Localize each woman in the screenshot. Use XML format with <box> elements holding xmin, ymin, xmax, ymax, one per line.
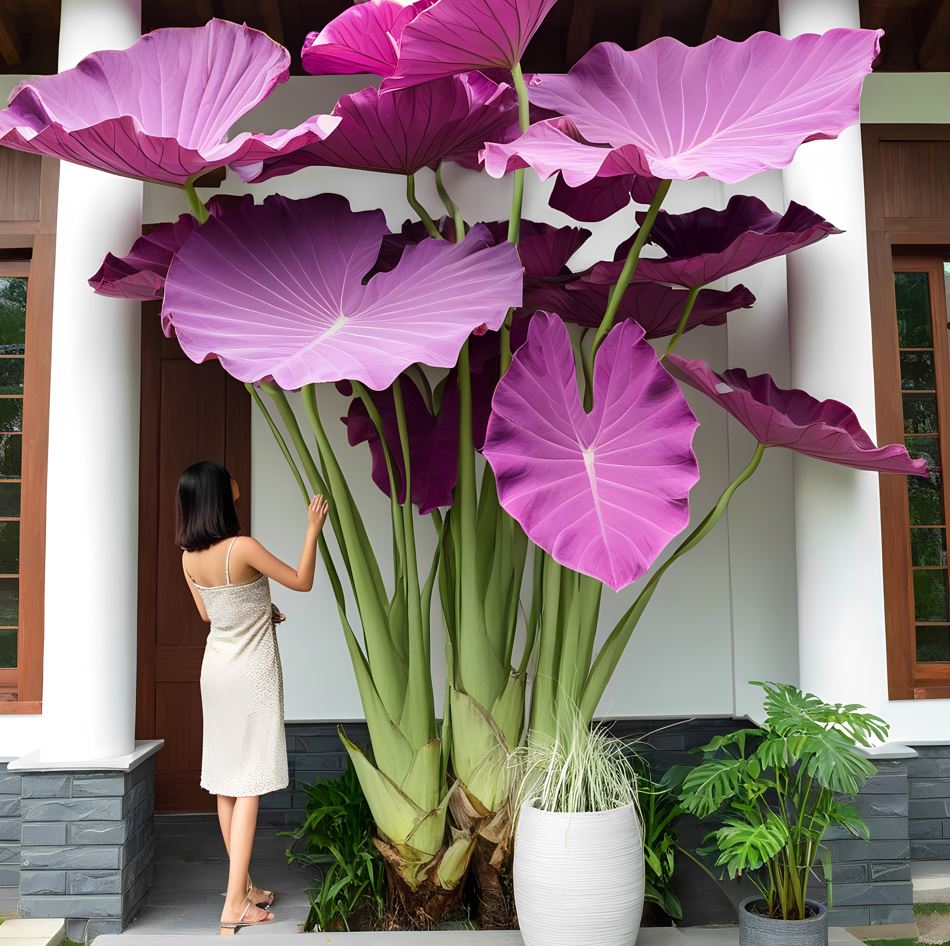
<box><xmin>176</xmin><ymin>459</ymin><xmax>329</xmax><ymax>934</ymax></box>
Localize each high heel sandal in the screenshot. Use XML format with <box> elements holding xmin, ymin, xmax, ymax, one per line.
<box><xmin>219</xmin><ymin>897</ymin><xmax>274</xmax><ymax>935</ymax></box>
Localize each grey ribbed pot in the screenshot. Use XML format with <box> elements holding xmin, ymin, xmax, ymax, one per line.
<box><xmin>738</xmin><ymin>897</ymin><xmax>828</xmax><ymax>946</ymax></box>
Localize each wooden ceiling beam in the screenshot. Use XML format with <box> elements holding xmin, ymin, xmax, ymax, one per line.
<box><xmin>703</xmin><ymin>0</ymin><xmax>733</xmax><ymax>41</ymax></box>
<box><xmin>255</xmin><ymin>0</ymin><xmax>284</xmax><ymax>43</ymax></box>
<box><xmin>637</xmin><ymin>0</ymin><xmax>665</xmax><ymax>46</ymax></box>
<box><xmin>565</xmin><ymin>0</ymin><xmax>595</xmax><ymax>66</ymax></box>
<box><xmin>0</xmin><ymin>9</ymin><xmax>24</xmax><ymax>68</ymax></box>
<box><xmin>920</xmin><ymin>0</ymin><xmax>950</xmax><ymax>68</ymax></box>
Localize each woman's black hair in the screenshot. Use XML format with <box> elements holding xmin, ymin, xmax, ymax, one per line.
<box><xmin>175</xmin><ymin>460</ymin><xmax>241</xmax><ymax>552</ymax></box>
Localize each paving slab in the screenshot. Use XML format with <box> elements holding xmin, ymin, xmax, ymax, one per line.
<box><xmin>93</xmin><ymin>926</ymin><xmax>865</xmax><ymax>944</ymax></box>
<box><xmin>0</xmin><ymin>916</ymin><xmax>65</xmax><ymax>945</ymax></box>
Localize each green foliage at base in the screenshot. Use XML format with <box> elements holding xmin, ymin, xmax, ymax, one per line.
<box><xmin>282</xmin><ymin>764</ymin><xmax>385</xmax><ymax>932</ymax></box>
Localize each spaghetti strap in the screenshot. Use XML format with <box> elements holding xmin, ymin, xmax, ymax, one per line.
<box><xmin>224</xmin><ymin>536</ymin><xmax>240</xmax><ymax>586</ymax></box>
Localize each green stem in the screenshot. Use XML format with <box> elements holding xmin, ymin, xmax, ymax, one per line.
<box><xmin>406</xmin><ymin>174</ymin><xmax>440</xmax><ymax>239</ymax></box>
<box><xmin>663</xmin><ymin>286</ymin><xmax>701</xmax><ymax>359</ymax></box>
<box><xmin>586</xmin><ymin>179</ymin><xmax>671</xmax><ymax>369</ymax></box>
<box><xmin>435</xmin><ymin>164</ymin><xmax>465</xmax><ymax>242</ymax></box>
<box><xmin>499</xmin><ymin>61</ymin><xmax>533</xmax><ymax>376</ymax></box>
<box><xmin>579</xmin><ymin>443</ymin><xmax>766</xmax><ymax>720</ymax></box>
<box><xmin>392</xmin><ymin>376</ymin><xmax>433</xmax><ymax>740</ymax></box>
<box><xmin>184</xmin><ymin>180</ymin><xmax>209</xmax><ymax>224</ymax></box>
<box><xmin>246</xmin><ymin>383</ymin><xmax>308</xmax><ymax>503</ymax></box>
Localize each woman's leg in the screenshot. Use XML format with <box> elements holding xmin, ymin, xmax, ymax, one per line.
<box><xmin>220</xmin><ymin>795</ymin><xmax>270</xmax><ymax>923</ymax></box>
<box><xmin>216</xmin><ymin>794</ymin><xmax>235</xmax><ymax>855</ymax></box>
<box><xmin>216</xmin><ymin>793</ymin><xmax>269</xmax><ymax>904</ymax></box>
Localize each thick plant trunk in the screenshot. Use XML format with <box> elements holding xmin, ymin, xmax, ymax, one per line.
<box><xmin>471</xmin><ymin>834</ymin><xmax>517</xmax><ymax>929</ymax></box>
<box><xmin>374</xmin><ymin>837</ymin><xmax>465</xmax><ymax>929</ymax></box>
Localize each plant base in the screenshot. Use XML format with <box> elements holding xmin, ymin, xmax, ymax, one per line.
<box><xmin>738</xmin><ymin>897</ymin><xmax>828</xmax><ymax>946</ymax></box>
<box><xmin>376</xmin><ymin>840</ymin><xmax>464</xmax><ymax>929</ymax></box>
<box><xmin>471</xmin><ymin>834</ymin><xmax>517</xmax><ymax>929</ymax></box>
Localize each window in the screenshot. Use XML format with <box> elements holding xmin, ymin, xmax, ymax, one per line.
<box><xmin>884</xmin><ymin>259</ymin><xmax>950</xmax><ymax>697</ymax></box>
<box><xmin>0</xmin><ymin>152</ymin><xmax>56</xmax><ymax>713</ymax></box>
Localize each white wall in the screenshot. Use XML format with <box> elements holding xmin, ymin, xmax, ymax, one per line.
<box><xmin>144</xmin><ymin>76</ymin><xmax>799</xmax><ymax>724</ymax></box>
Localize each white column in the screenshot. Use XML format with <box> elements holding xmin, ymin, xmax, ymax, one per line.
<box><xmin>779</xmin><ymin>0</ymin><xmax>889</xmax><ymax>704</ymax></box>
<box><xmin>40</xmin><ymin>0</ymin><xmax>142</xmax><ymax>761</ymax></box>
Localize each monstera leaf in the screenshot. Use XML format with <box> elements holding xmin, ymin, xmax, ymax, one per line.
<box><xmin>0</xmin><ymin>20</ymin><xmax>339</xmax><ymax>185</ymax></box>
<box><xmin>485</xmin><ymin>29</ymin><xmax>882</xmax><ymax>184</ymax></box>
<box><xmin>161</xmin><ymin>193</ymin><xmax>523</xmax><ymax>391</ymax></box>
<box><xmin>483</xmin><ymin>313</ymin><xmax>700</xmax><ymax>591</ymax></box>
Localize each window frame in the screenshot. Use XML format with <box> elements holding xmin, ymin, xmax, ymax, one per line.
<box><xmin>864</xmin><ymin>123</ymin><xmax>950</xmax><ymax>700</ymax></box>
<box><xmin>0</xmin><ymin>157</ymin><xmax>56</xmax><ymax>714</ymax></box>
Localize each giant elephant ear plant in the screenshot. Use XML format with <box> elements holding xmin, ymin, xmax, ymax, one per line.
<box><xmin>0</xmin><ymin>7</ymin><xmax>923</xmax><ymax>929</ymax></box>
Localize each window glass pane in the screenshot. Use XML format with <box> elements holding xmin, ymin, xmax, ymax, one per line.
<box><xmin>915</xmin><ymin>569</ymin><xmax>949</xmax><ymax>621</ymax></box>
<box><xmin>901</xmin><ymin>351</ymin><xmax>936</xmax><ymax>390</ymax></box>
<box><xmin>912</xmin><ymin>529</ymin><xmax>947</xmax><ymax>566</ymax></box>
<box><xmin>0</xmin><ymin>484</ymin><xmax>20</xmax><ymax>518</ymax></box>
<box><xmin>0</xmin><ymin>579</ymin><xmax>18</xmax><ymax>627</ymax></box>
<box><xmin>0</xmin><ymin>359</ymin><xmax>24</xmax><ymax>395</ymax></box>
<box><xmin>0</xmin><ymin>278</ymin><xmax>26</xmax><ymax>351</ymax></box>
<box><xmin>904</xmin><ymin>394</ymin><xmax>938</xmax><ymax>434</ymax></box>
<box><xmin>0</xmin><ymin>628</ymin><xmax>15</xmax><ymax>669</ymax></box>
<box><xmin>895</xmin><ymin>271</ymin><xmax>933</xmax><ymax>347</ymax></box>
<box><xmin>907</xmin><ymin>436</ymin><xmax>941</xmax><ymax>469</ymax></box>
<box><xmin>909</xmin><ymin>472</ymin><xmax>944</xmax><ymax>525</ymax></box>
<box><xmin>0</xmin><ymin>522</ymin><xmax>20</xmax><ymax>574</ymax></box>
<box><xmin>0</xmin><ymin>399</ymin><xmax>23</xmax><ymax>434</ymax></box>
<box><xmin>0</xmin><ymin>435</ymin><xmax>21</xmax><ymax>480</ymax></box>
<box><xmin>917</xmin><ymin>625</ymin><xmax>950</xmax><ymax>662</ymax></box>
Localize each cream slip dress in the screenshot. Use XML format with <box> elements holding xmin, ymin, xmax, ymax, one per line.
<box><xmin>190</xmin><ymin>536</ymin><xmax>289</xmax><ymax>797</ymax></box>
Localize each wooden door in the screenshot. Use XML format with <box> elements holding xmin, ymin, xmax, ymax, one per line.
<box><xmin>136</xmin><ymin>309</ymin><xmax>251</xmax><ymax>812</ymax></box>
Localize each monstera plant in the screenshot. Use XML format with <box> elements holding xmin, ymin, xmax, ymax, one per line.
<box><xmin>0</xmin><ymin>2</ymin><xmax>924</xmax><ymax>928</ymax></box>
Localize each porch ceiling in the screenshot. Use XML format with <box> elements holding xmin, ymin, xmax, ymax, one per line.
<box><xmin>1</xmin><ymin>0</ymin><xmax>949</xmax><ymax>76</ymax></box>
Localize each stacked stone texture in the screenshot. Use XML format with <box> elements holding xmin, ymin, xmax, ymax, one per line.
<box><xmin>908</xmin><ymin>745</ymin><xmax>950</xmax><ymax>859</ymax></box>
<box><xmin>16</xmin><ymin>755</ymin><xmax>156</xmax><ymax>942</ymax></box>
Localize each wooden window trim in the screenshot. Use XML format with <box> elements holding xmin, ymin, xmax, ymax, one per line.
<box><xmin>864</xmin><ymin>124</ymin><xmax>950</xmax><ymax>699</ymax></box>
<box><xmin>0</xmin><ymin>157</ymin><xmax>56</xmax><ymax>713</ymax></box>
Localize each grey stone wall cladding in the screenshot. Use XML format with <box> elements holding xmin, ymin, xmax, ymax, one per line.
<box><xmin>15</xmin><ymin>755</ymin><xmax>157</xmax><ymax>944</ymax></box>
<box><xmin>0</xmin><ymin>761</ymin><xmax>21</xmax><ymax>888</ymax></box>
<box><xmin>908</xmin><ymin>744</ymin><xmax>950</xmax><ymax>860</ymax></box>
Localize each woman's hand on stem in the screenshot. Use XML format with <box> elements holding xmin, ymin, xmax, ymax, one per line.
<box><xmin>308</xmin><ymin>493</ymin><xmax>329</xmax><ymax>533</ymax></box>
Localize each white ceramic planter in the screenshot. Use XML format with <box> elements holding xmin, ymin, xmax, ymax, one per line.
<box><xmin>514</xmin><ymin>801</ymin><xmax>644</xmax><ymax>946</ymax></box>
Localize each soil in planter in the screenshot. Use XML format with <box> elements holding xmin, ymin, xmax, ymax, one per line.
<box><xmin>746</xmin><ymin>900</ymin><xmax>823</xmax><ymax>921</ymax></box>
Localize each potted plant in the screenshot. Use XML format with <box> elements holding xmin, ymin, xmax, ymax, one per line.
<box><xmin>677</xmin><ymin>682</ymin><xmax>889</xmax><ymax>946</ymax></box>
<box><xmin>510</xmin><ymin>711</ymin><xmax>645</xmax><ymax>946</ymax></box>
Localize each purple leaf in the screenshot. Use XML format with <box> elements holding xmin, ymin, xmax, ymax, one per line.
<box><xmin>236</xmin><ymin>73</ymin><xmax>518</xmax><ymax>182</ymax></box>
<box><xmin>301</xmin><ymin>0</ymin><xmax>434</xmax><ymax>77</ymax></box>
<box><xmin>381</xmin><ymin>0</ymin><xmax>559</xmax><ymax>90</ymax></box>
<box><xmin>666</xmin><ymin>356</ymin><xmax>928</xmax><ymax>476</ymax></box>
<box><xmin>524</xmin><ymin>279</ymin><xmax>756</xmax><ymax>339</ymax></box>
<box><xmin>484</xmin><ymin>313</ymin><xmax>700</xmax><ymax>591</ymax></box>
<box><xmin>592</xmin><ymin>197</ymin><xmax>841</xmax><ymax>289</ymax></box>
<box><xmin>342</xmin><ymin>376</ymin><xmax>459</xmax><ymax>514</ymax></box>
<box><xmin>88</xmin><ymin>195</ymin><xmax>251</xmax><ymax>303</ymax></box>
<box><xmin>161</xmin><ymin>193</ymin><xmax>524</xmax><ymax>391</ymax></box>
<box><xmin>549</xmin><ymin>170</ymin><xmax>661</xmax><ymax>222</ymax></box>
<box><xmin>373</xmin><ymin>218</ymin><xmax>589</xmax><ymax>279</ymax></box>
<box><xmin>0</xmin><ymin>20</ymin><xmax>340</xmax><ymax>186</ymax></box>
<box><xmin>488</xmin><ymin>30</ymin><xmax>881</xmax><ymax>185</ymax></box>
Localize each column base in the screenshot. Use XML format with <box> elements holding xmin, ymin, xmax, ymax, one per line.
<box><xmin>12</xmin><ymin>740</ymin><xmax>162</xmax><ymax>944</ymax></box>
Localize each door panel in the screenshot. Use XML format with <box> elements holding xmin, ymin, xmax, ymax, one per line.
<box><xmin>137</xmin><ymin>311</ymin><xmax>251</xmax><ymax>812</ymax></box>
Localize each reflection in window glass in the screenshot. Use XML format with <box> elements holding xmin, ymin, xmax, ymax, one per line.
<box><xmin>896</xmin><ymin>272</ymin><xmax>933</xmax><ymax>347</ymax></box>
<box><xmin>0</xmin><ymin>628</ymin><xmax>15</xmax><ymax>669</ymax></box>
<box><xmin>917</xmin><ymin>625</ymin><xmax>950</xmax><ymax>662</ymax></box>
<box><xmin>0</xmin><ymin>279</ymin><xmax>26</xmax><ymax>350</ymax></box>
<box><xmin>900</xmin><ymin>351</ymin><xmax>937</xmax><ymax>389</ymax></box>
<box><xmin>0</xmin><ymin>484</ymin><xmax>20</xmax><ymax>518</ymax></box>
<box><xmin>914</xmin><ymin>569</ymin><xmax>949</xmax><ymax>622</ymax></box>
<box><xmin>912</xmin><ymin>528</ymin><xmax>948</xmax><ymax>567</ymax></box>
<box><xmin>0</xmin><ymin>579</ymin><xmax>18</xmax><ymax>626</ymax></box>
<box><xmin>0</xmin><ymin>359</ymin><xmax>24</xmax><ymax>395</ymax></box>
